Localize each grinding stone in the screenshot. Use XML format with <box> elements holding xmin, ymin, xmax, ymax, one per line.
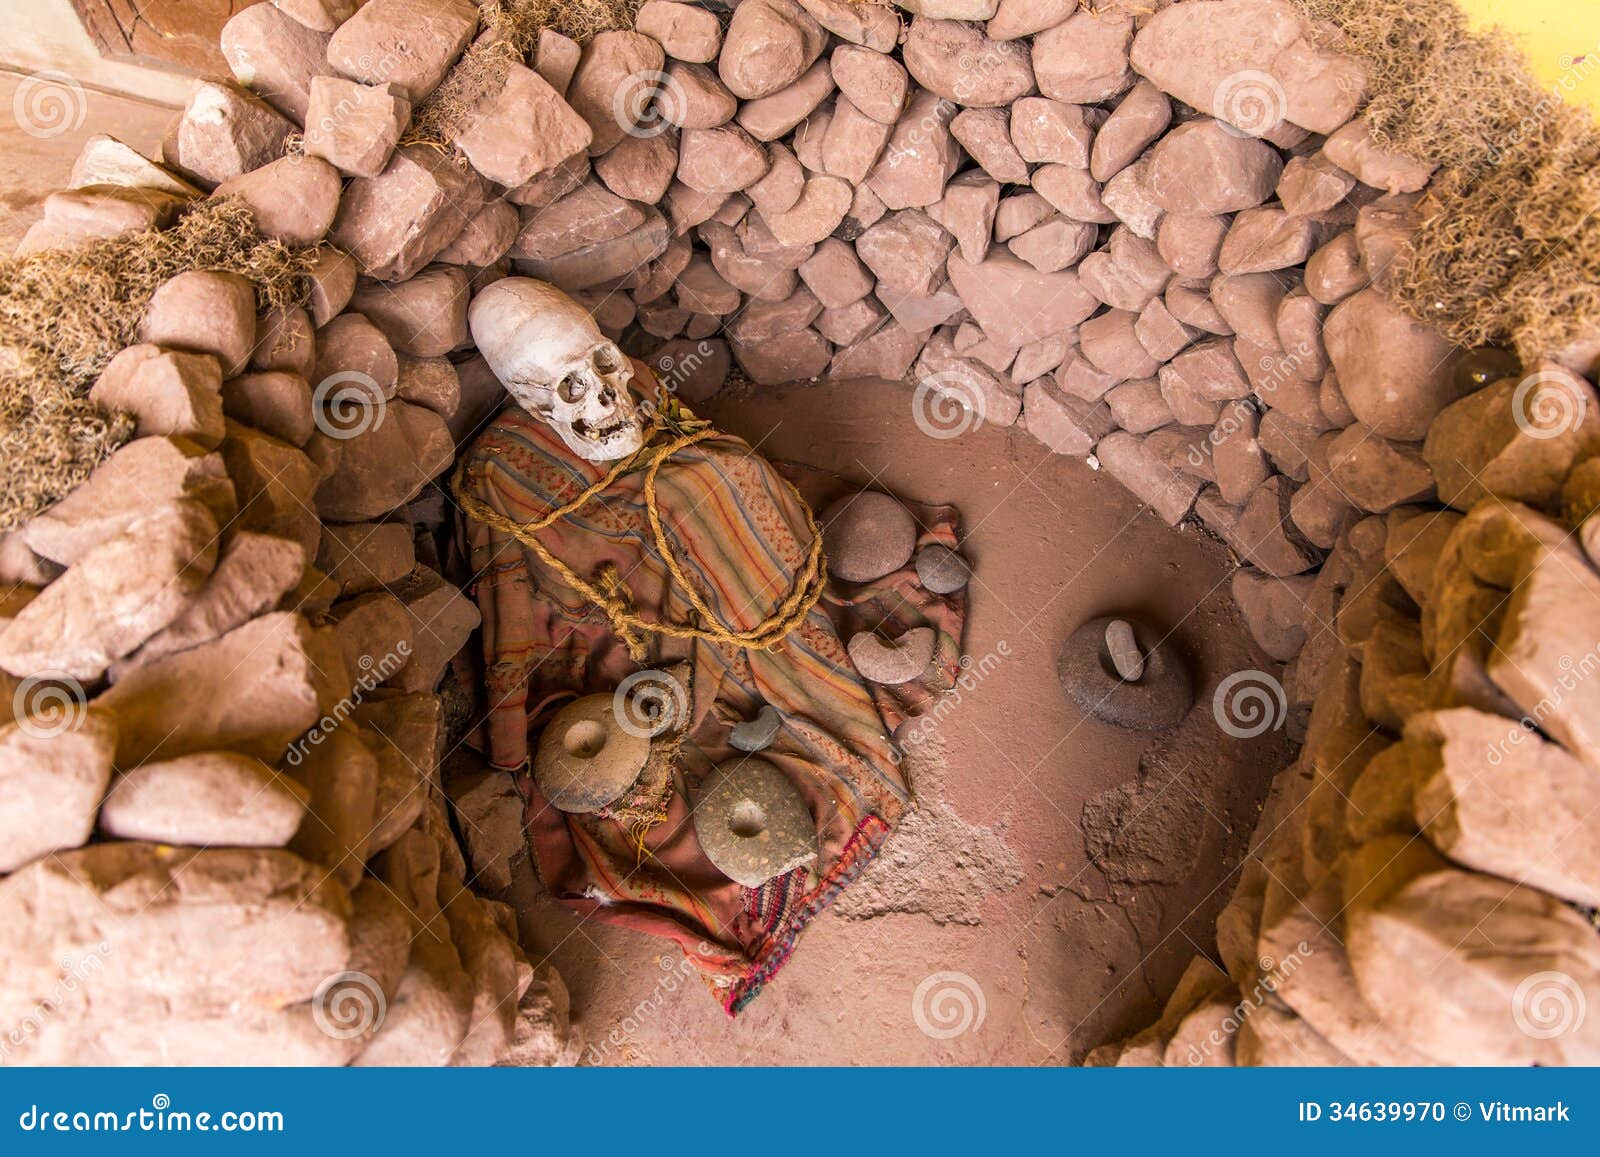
<box><xmin>533</xmin><ymin>693</ymin><xmax>651</xmax><ymax>812</ymax></box>
<box><xmin>693</xmin><ymin>757</ymin><xmax>818</xmax><ymax>888</ymax></box>
<box><xmin>821</xmin><ymin>490</ymin><xmax>918</xmax><ymax>583</ymax></box>
<box><xmin>847</xmin><ymin>626</ymin><xmax>937</xmax><ymax>685</ymax></box>
<box><xmin>915</xmin><ymin>543</ymin><xmax>971</xmax><ymax>594</ymax></box>
<box><xmin>1058</xmin><ymin>615</ymin><xmax>1192</xmax><ymax>731</ymax></box>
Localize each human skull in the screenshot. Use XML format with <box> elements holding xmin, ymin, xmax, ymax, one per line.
<box><xmin>469</xmin><ymin>278</ymin><xmax>648</xmax><ymax>461</ymax></box>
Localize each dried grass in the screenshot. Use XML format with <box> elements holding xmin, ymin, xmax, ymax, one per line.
<box><xmin>0</xmin><ymin>197</ymin><xmax>316</xmax><ymax>533</ymax></box>
<box><xmin>1295</xmin><ymin>0</ymin><xmax>1600</xmax><ymax>362</ymax></box>
<box><xmin>407</xmin><ymin>0</ymin><xmax>644</xmax><ymax>150</ymax></box>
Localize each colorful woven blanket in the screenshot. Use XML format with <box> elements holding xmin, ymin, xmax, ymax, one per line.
<box><xmin>458</xmin><ymin>369</ymin><xmax>965</xmax><ymax>1013</ymax></box>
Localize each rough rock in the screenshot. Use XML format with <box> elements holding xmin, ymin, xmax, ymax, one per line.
<box><xmin>1130</xmin><ymin>0</ymin><xmax>1367</xmax><ymax>135</ymax></box>
<box><xmin>138</xmin><ymin>270</ymin><xmax>257</xmax><ymax>377</ymax></box>
<box><xmin>0</xmin><ymin>502</ymin><xmax>219</xmax><ymax>682</ymax></box>
<box><xmin>0</xmin><ymin>711</ymin><xmax>117</xmax><ymax>874</ymax></box>
<box><xmin>1324</xmin><ymin>289</ymin><xmax>1466</xmax><ymax>441</ymax></box>
<box><xmin>326</xmin><ymin>0</ymin><xmax>478</xmax><ymax>102</ymax></box>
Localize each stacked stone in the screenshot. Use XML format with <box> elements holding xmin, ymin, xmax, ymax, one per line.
<box><xmin>0</xmin><ymin>0</ymin><xmax>577</xmax><ymax>1065</ymax></box>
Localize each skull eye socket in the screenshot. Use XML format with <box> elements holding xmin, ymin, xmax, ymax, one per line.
<box><xmin>557</xmin><ymin>374</ymin><xmax>585</xmax><ymax>404</ymax></box>
<box><xmin>594</xmin><ymin>346</ymin><xmax>621</xmax><ymax>374</ymax></box>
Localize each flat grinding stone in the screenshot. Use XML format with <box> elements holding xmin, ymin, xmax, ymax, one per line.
<box><xmin>693</xmin><ymin>756</ymin><xmax>818</xmax><ymax>887</ymax></box>
<box><xmin>533</xmin><ymin>693</ymin><xmax>651</xmax><ymax>812</ymax></box>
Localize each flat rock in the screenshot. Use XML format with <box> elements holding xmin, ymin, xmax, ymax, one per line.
<box><xmin>0</xmin><ymin>502</ymin><xmax>218</xmax><ymax>683</ymax></box>
<box><xmin>821</xmin><ymin>491</ymin><xmax>918</xmax><ymax>583</ymax></box>
<box><xmin>326</xmin><ymin>0</ymin><xmax>478</xmax><ymax>102</ymax></box>
<box><xmin>1130</xmin><ymin>0</ymin><xmax>1367</xmax><ymax>135</ymax></box>
<box><xmin>1033</xmin><ymin>10</ymin><xmax>1133</xmax><ymax>103</ymax></box>
<box><xmin>1148</xmin><ymin>120</ymin><xmax>1282</xmax><ymax>215</ymax></box>
<box><xmin>164</xmin><ymin>80</ymin><xmax>294</xmax><ymax>188</ymax></box>
<box><xmin>330</xmin><ymin>144</ymin><xmax>486</xmax><ymax>281</ymax></box>
<box><xmin>903</xmin><ymin>18</ymin><xmax>1035</xmax><ymax>108</ymax></box>
<box><xmin>99</xmin><ymin>750</ymin><xmax>309</xmax><ymax>847</ymax></box>
<box><xmin>302</xmin><ymin>76</ymin><xmax>410</xmax><ymax>178</ymax></box>
<box><xmin>1324</xmin><ymin>289</ymin><xmax>1466</xmax><ymax>441</ymax></box>
<box><xmin>138</xmin><ymin>270</ymin><xmax>257</xmax><ymax>377</ymax></box>
<box><xmin>0</xmin><ymin>711</ymin><xmax>117</xmax><ymax>874</ymax></box>
<box><xmin>455</xmin><ymin>63</ymin><xmax>593</xmax><ymax>187</ymax></box>
<box><xmin>220</xmin><ymin>1</ymin><xmax>334</xmax><ymax>122</ymax></box>
<box><xmin>719</xmin><ymin>0</ymin><xmax>828</xmax><ymax>100</ymax></box>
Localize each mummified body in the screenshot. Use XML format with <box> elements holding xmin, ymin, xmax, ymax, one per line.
<box><xmin>458</xmin><ymin>279</ymin><xmax>961</xmax><ymax>1012</ymax></box>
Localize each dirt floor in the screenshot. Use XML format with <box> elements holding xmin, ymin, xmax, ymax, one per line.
<box><xmin>510</xmin><ymin>375</ymin><xmax>1297</xmax><ymax>1065</ymax></box>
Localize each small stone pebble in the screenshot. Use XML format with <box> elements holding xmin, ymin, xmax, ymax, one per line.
<box><xmin>1104</xmin><ymin>618</ymin><xmax>1145</xmax><ymax>681</ymax></box>
<box><xmin>915</xmin><ymin>543</ymin><xmax>972</xmax><ymax>594</ymax></box>
<box><xmin>729</xmin><ymin>704</ymin><xmax>782</xmax><ymax>752</ymax></box>
<box><xmin>821</xmin><ymin>490</ymin><xmax>918</xmax><ymax>583</ymax></box>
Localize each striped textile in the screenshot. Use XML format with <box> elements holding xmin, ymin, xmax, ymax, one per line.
<box><xmin>459</xmin><ymin>369</ymin><xmax>966</xmax><ymax>1012</ymax></box>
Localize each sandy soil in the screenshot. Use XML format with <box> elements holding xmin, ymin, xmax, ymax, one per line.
<box><xmin>511</xmin><ymin>375</ymin><xmax>1296</xmax><ymax>1065</ymax></box>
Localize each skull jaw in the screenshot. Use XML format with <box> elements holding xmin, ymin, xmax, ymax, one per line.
<box><xmin>552</xmin><ymin>410</ymin><xmax>648</xmax><ymax>462</ymax></box>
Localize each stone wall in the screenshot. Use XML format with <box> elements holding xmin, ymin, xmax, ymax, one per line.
<box><xmin>2</xmin><ymin>0</ymin><xmax>1598</xmax><ymax>1064</ymax></box>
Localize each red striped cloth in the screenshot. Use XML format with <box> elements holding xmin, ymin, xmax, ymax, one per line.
<box><xmin>459</xmin><ymin>369</ymin><xmax>965</xmax><ymax>1012</ymax></box>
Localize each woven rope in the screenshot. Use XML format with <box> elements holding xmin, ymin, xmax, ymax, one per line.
<box><xmin>452</xmin><ymin>399</ymin><xmax>828</xmax><ymax>660</ymax></box>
